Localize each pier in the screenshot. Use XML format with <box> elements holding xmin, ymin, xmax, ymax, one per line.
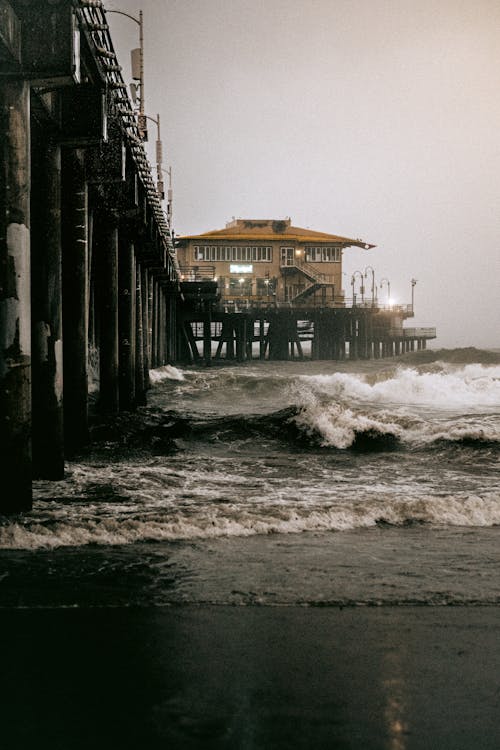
<box><xmin>178</xmin><ymin>293</ymin><xmax>435</xmax><ymax>366</ymax></box>
<box><xmin>0</xmin><ymin>1</ymin><xmax>435</xmax><ymax>514</ymax></box>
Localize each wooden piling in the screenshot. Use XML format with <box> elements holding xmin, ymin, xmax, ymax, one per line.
<box><xmin>62</xmin><ymin>150</ymin><xmax>89</xmax><ymax>453</ymax></box>
<box><xmin>135</xmin><ymin>261</ymin><xmax>146</xmax><ymax>404</ymax></box>
<box><xmin>30</xmin><ymin>127</ymin><xmax>64</xmax><ymax>478</ymax></box>
<box><xmin>141</xmin><ymin>265</ymin><xmax>150</xmax><ymax>388</ymax></box>
<box><xmin>0</xmin><ymin>81</ymin><xmax>32</xmax><ymax>512</ymax></box>
<box><xmin>118</xmin><ymin>225</ymin><xmax>136</xmax><ymax>410</ymax></box>
<box><xmin>97</xmin><ymin>210</ymin><xmax>119</xmax><ymax>414</ymax></box>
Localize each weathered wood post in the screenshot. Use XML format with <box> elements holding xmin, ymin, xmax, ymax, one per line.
<box><xmin>135</xmin><ymin>261</ymin><xmax>146</xmax><ymax>403</ymax></box>
<box><xmin>0</xmin><ymin>79</ymin><xmax>32</xmax><ymax>512</ymax></box>
<box><xmin>203</xmin><ymin>301</ymin><xmax>212</xmax><ymax>365</ymax></box>
<box><xmin>31</xmin><ymin>127</ymin><xmax>64</xmax><ymax>478</ymax></box>
<box><xmin>151</xmin><ymin>276</ymin><xmax>158</xmax><ymax>368</ymax></box>
<box><xmin>159</xmin><ymin>286</ymin><xmax>166</xmax><ymax>365</ymax></box>
<box><xmin>62</xmin><ymin>149</ymin><xmax>89</xmax><ymax>454</ymax></box>
<box><xmin>141</xmin><ymin>265</ymin><xmax>150</xmax><ymax>388</ymax></box>
<box><xmin>97</xmin><ymin>209</ymin><xmax>119</xmax><ymax>413</ymax></box>
<box><xmin>259</xmin><ymin>318</ymin><xmax>266</xmax><ymax>359</ymax></box>
<box><xmin>118</xmin><ymin>224</ymin><xmax>136</xmax><ymax>409</ymax></box>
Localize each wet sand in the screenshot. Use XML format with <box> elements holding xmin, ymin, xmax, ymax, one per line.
<box><xmin>1</xmin><ymin>605</ymin><xmax>499</xmax><ymax>749</ymax></box>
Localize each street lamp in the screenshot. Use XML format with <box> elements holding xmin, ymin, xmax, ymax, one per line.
<box><xmin>351</xmin><ymin>270</ymin><xmax>364</xmax><ymax>305</ymax></box>
<box><xmin>143</xmin><ymin>113</ymin><xmax>165</xmax><ymax>198</ymax></box>
<box><xmin>106</xmin><ymin>8</ymin><xmax>146</xmax><ymax>139</ymax></box>
<box><xmin>364</xmin><ymin>266</ymin><xmax>376</xmax><ymax>305</ymax></box>
<box><xmin>380</xmin><ymin>277</ymin><xmax>391</xmax><ymax>305</ymax></box>
<box><xmin>411</xmin><ymin>278</ymin><xmax>417</xmax><ymax>312</ymax></box>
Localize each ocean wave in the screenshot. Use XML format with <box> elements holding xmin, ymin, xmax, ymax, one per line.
<box><xmin>84</xmin><ymin>401</ymin><xmax>500</xmax><ymax>455</ymax></box>
<box><xmin>400</xmin><ymin>347</ymin><xmax>500</xmax><ymax>366</ymax></box>
<box><xmin>297</xmin><ymin>364</ymin><xmax>500</xmax><ymax>410</ymax></box>
<box><xmin>149</xmin><ymin>365</ymin><xmax>185</xmax><ymax>382</ymax></box>
<box><xmin>2</xmin><ymin>492</ymin><xmax>499</xmax><ymax>550</ymax></box>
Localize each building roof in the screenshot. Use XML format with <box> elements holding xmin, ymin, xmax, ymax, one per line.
<box><xmin>178</xmin><ymin>218</ymin><xmax>375</xmax><ymax>249</ymax></box>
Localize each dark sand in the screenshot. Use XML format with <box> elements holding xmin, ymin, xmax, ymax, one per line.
<box><xmin>1</xmin><ymin>606</ymin><xmax>499</xmax><ymax>749</ymax></box>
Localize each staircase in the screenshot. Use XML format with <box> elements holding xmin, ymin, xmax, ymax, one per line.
<box><xmin>282</xmin><ymin>262</ymin><xmax>334</xmax><ymax>303</ymax></box>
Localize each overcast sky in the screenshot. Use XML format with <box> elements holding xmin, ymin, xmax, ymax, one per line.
<box><xmin>108</xmin><ymin>0</ymin><xmax>500</xmax><ymax>348</ymax></box>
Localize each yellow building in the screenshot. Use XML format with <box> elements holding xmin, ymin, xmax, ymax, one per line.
<box><xmin>177</xmin><ymin>218</ymin><xmax>374</xmax><ymax>307</ymax></box>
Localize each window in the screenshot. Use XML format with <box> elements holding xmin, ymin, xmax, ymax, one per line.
<box><xmin>305</xmin><ymin>246</ymin><xmax>341</xmax><ymax>262</ymax></box>
<box><xmin>193</xmin><ymin>245</ymin><xmax>272</xmax><ymax>262</ymax></box>
<box><xmin>229</xmin><ymin>277</ymin><xmax>252</xmax><ymax>296</ymax></box>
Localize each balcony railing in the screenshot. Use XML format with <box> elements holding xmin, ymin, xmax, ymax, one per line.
<box><xmin>179</xmin><ymin>266</ymin><xmax>216</xmax><ymax>281</ymax></box>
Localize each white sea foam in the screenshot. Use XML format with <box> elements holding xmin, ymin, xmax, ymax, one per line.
<box><xmin>291</xmin><ymin>401</ymin><xmax>403</xmax><ymax>448</ymax></box>
<box><xmin>2</xmin><ymin>490</ymin><xmax>499</xmax><ymax>550</ymax></box>
<box><xmin>149</xmin><ymin>365</ymin><xmax>185</xmax><ymax>382</ymax></box>
<box><xmin>299</xmin><ymin>364</ymin><xmax>500</xmax><ymax>409</ymax></box>
<box><xmin>288</xmin><ymin>399</ymin><xmax>500</xmax><ymax>448</ymax></box>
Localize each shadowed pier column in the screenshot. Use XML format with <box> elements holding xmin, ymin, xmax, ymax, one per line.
<box><xmin>118</xmin><ymin>224</ymin><xmax>136</xmax><ymax>410</ymax></box>
<box><xmin>141</xmin><ymin>265</ymin><xmax>150</xmax><ymax>390</ymax></box>
<box><xmin>62</xmin><ymin>149</ymin><xmax>89</xmax><ymax>454</ymax></box>
<box><xmin>97</xmin><ymin>210</ymin><xmax>119</xmax><ymax>414</ymax></box>
<box><xmin>31</xmin><ymin>128</ymin><xmax>64</xmax><ymax>478</ymax></box>
<box><xmin>0</xmin><ymin>80</ymin><xmax>32</xmax><ymax>512</ymax></box>
<box><xmin>135</xmin><ymin>261</ymin><xmax>145</xmax><ymax>404</ymax></box>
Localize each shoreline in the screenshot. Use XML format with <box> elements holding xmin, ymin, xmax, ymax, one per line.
<box><xmin>1</xmin><ymin>605</ymin><xmax>499</xmax><ymax>749</ymax></box>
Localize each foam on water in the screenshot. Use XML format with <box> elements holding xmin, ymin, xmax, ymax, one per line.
<box><xmin>1</xmin><ymin>353</ymin><xmax>499</xmax><ymax>554</ymax></box>
<box><xmin>2</xmin><ymin>489</ymin><xmax>499</xmax><ymax>550</ymax></box>
<box><xmin>297</xmin><ymin>364</ymin><xmax>500</xmax><ymax>410</ymax></box>
<box><xmin>148</xmin><ymin>365</ymin><xmax>185</xmax><ymax>382</ymax></box>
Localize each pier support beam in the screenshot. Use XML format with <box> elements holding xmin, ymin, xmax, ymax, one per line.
<box><xmin>0</xmin><ymin>81</ymin><xmax>32</xmax><ymax>512</ymax></box>
<box><xmin>31</xmin><ymin>129</ymin><xmax>64</xmax><ymax>478</ymax></box>
<box><xmin>141</xmin><ymin>265</ymin><xmax>150</xmax><ymax>389</ymax></box>
<box><xmin>62</xmin><ymin>150</ymin><xmax>89</xmax><ymax>454</ymax></box>
<box><xmin>118</xmin><ymin>225</ymin><xmax>136</xmax><ymax>410</ymax></box>
<box><xmin>203</xmin><ymin>302</ymin><xmax>212</xmax><ymax>365</ymax></box>
<box><xmin>135</xmin><ymin>261</ymin><xmax>145</xmax><ymax>404</ymax></box>
<box><xmin>97</xmin><ymin>210</ymin><xmax>119</xmax><ymax>414</ymax></box>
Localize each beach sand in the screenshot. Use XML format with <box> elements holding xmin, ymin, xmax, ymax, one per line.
<box><xmin>1</xmin><ymin>605</ymin><xmax>499</xmax><ymax>749</ymax></box>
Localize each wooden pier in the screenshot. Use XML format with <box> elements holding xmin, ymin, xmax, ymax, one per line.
<box><xmin>0</xmin><ymin>0</ymin><xmax>178</xmax><ymax>513</ymax></box>
<box><xmin>0</xmin><ymin>1</ymin><xmax>436</xmax><ymax>514</ymax></box>
<box><xmin>177</xmin><ymin>281</ymin><xmax>435</xmax><ymax>365</ymax></box>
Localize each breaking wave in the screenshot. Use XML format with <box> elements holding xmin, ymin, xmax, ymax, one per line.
<box><xmin>2</xmin><ymin>491</ymin><xmax>499</xmax><ymax>550</ymax></box>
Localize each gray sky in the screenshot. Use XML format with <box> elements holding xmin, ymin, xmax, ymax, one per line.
<box><xmin>108</xmin><ymin>0</ymin><xmax>500</xmax><ymax>349</ymax></box>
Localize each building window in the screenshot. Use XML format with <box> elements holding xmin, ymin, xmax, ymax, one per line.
<box><xmin>193</xmin><ymin>245</ymin><xmax>272</xmax><ymax>262</ymax></box>
<box><xmin>229</xmin><ymin>277</ymin><xmax>252</xmax><ymax>296</ymax></box>
<box><xmin>305</xmin><ymin>246</ymin><xmax>341</xmax><ymax>262</ymax></box>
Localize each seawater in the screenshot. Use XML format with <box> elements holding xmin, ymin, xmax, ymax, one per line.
<box><xmin>0</xmin><ymin>348</ymin><xmax>499</xmax><ymax>608</ymax></box>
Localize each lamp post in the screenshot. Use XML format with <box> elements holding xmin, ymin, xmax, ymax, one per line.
<box><xmin>380</xmin><ymin>277</ymin><xmax>391</xmax><ymax>305</ymax></box>
<box><xmin>411</xmin><ymin>278</ymin><xmax>417</xmax><ymax>312</ymax></box>
<box><xmin>364</xmin><ymin>266</ymin><xmax>376</xmax><ymax>305</ymax></box>
<box><xmin>144</xmin><ymin>113</ymin><xmax>164</xmax><ymax>198</ymax></box>
<box><xmin>106</xmin><ymin>8</ymin><xmax>146</xmax><ymax>139</ymax></box>
<box><xmin>351</xmin><ymin>270</ymin><xmax>364</xmax><ymax>306</ymax></box>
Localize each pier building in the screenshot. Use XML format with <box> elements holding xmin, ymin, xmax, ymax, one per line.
<box><xmin>175</xmin><ymin>218</ymin><xmax>435</xmax><ymax>365</ymax></box>
<box><xmin>177</xmin><ymin>217</ymin><xmax>375</xmax><ymax>307</ymax></box>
